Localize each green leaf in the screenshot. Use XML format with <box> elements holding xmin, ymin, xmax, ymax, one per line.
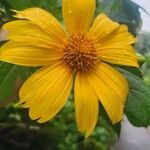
<box><xmin>48</xmin><ymin>0</ymin><xmax>62</xmax><ymax>21</ymax></box>
<box><xmin>0</xmin><ymin>62</ymin><xmax>20</xmax><ymax>101</ymax></box>
<box><xmin>0</xmin><ymin>62</ymin><xmax>36</xmax><ymax>102</ymax></box>
<box><xmin>6</xmin><ymin>0</ymin><xmax>49</xmax><ymax>10</ymax></box>
<box><xmin>96</xmin><ymin>0</ymin><xmax>115</xmax><ymax>15</ymax></box>
<box><xmin>118</xmin><ymin>66</ymin><xmax>142</xmax><ymax>78</ymax></box>
<box><xmin>6</xmin><ymin>0</ymin><xmax>33</xmax><ymax>10</ymax></box>
<box><xmin>119</xmin><ymin>68</ymin><xmax>150</xmax><ymax>127</ymax></box>
<box><xmin>6</xmin><ymin>0</ymin><xmax>48</xmax><ymax>10</ymax></box>
<box><xmin>107</xmin><ymin>0</ymin><xmax>142</xmax><ymax>35</ymax></box>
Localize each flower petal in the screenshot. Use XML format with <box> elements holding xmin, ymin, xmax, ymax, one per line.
<box><xmin>88</xmin><ymin>62</ymin><xmax>128</xmax><ymax>123</ymax></box>
<box><xmin>62</xmin><ymin>0</ymin><xmax>96</xmax><ymax>33</ymax></box>
<box><xmin>19</xmin><ymin>63</ymin><xmax>73</xmax><ymax>123</ymax></box>
<box><xmin>99</xmin><ymin>46</ymin><xmax>138</xmax><ymax>67</ymax></box>
<box><xmin>100</xmin><ymin>25</ymin><xmax>136</xmax><ymax>46</ymax></box>
<box><xmin>88</xmin><ymin>13</ymin><xmax>119</xmax><ymax>41</ymax></box>
<box><xmin>75</xmin><ymin>72</ymin><xmax>99</xmax><ymax>137</ymax></box>
<box><xmin>3</xmin><ymin>20</ymin><xmax>64</xmax><ymax>50</ymax></box>
<box><xmin>13</xmin><ymin>8</ymin><xmax>66</xmax><ymax>43</ymax></box>
<box><xmin>3</xmin><ymin>20</ymin><xmax>50</xmax><ymax>39</ymax></box>
<box><xmin>98</xmin><ymin>25</ymin><xmax>138</xmax><ymax>67</ymax></box>
<box><xmin>0</xmin><ymin>41</ymin><xmax>63</xmax><ymax>66</ymax></box>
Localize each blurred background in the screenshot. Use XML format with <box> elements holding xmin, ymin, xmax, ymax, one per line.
<box><xmin>0</xmin><ymin>0</ymin><xmax>150</xmax><ymax>150</ymax></box>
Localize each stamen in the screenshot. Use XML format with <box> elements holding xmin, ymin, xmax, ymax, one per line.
<box><xmin>63</xmin><ymin>33</ymin><xmax>98</xmax><ymax>72</ymax></box>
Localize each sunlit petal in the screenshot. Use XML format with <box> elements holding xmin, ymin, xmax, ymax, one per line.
<box><xmin>88</xmin><ymin>62</ymin><xmax>128</xmax><ymax>123</ymax></box>
<box><xmin>19</xmin><ymin>63</ymin><xmax>73</xmax><ymax>122</ymax></box>
<box><xmin>14</xmin><ymin>8</ymin><xmax>66</xmax><ymax>43</ymax></box>
<box><xmin>98</xmin><ymin>25</ymin><xmax>138</xmax><ymax>67</ymax></box>
<box><xmin>88</xmin><ymin>13</ymin><xmax>119</xmax><ymax>41</ymax></box>
<box><xmin>62</xmin><ymin>0</ymin><xmax>96</xmax><ymax>33</ymax></box>
<box><xmin>3</xmin><ymin>20</ymin><xmax>65</xmax><ymax>50</ymax></box>
<box><xmin>75</xmin><ymin>72</ymin><xmax>99</xmax><ymax>137</ymax></box>
<box><xmin>0</xmin><ymin>41</ymin><xmax>63</xmax><ymax>66</ymax></box>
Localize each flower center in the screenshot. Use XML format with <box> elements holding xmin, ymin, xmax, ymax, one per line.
<box><xmin>63</xmin><ymin>33</ymin><xmax>98</xmax><ymax>72</ymax></box>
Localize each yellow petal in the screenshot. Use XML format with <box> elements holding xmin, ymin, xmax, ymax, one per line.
<box><xmin>75</xmin><ymin>72</ymin><xmax>99</xmax><ymax>137</ymax></box>
<box><xmin>3</xmin><ymin>20</ymin><xmax>50</xmax><ymax>39</ymax></box>
<box><xmin>62</xmin><ymin>0</ymin><xmax>96</xmax><ymax>34</ymax></box>
<box><xmin>88</xmin><ymin>13</ymin><xmax>119</xmax><ymax>41</ymax></box>
<box><xmin>14</xmin><ymin>8</ymin><xmax>66</xmax><ymax>43</ymax></box>
<box><xmin>100</xmin><ymin>25</ymin><xmax>136</xmax><ymax>46</ymax></box>
<box><xmin>97</xmin><ymin>25</ymin><xmax>138</xmax><ymax>67</ymax></box>
<box><xmin>88</xmin><ymin>62</ymin><xmax>128</xmax><ymax>124</ymax></box>
<box><xmin>3</xmin><ymin>20</ymin><xmax>64</xmax><ymax>50</ymax></box>
<box><xmin>99</xmin><ymin>46</ymin><xmax>139</xmax><ymax>67</ymax></box>
<box><xmin>0</xmin><ymin>41</ymin><xmax>63</xmax><ymax>66</ymax></box>
<box><xmin>19</xmin><ymin>63</ymin><xmax>73</xmax><ymax>122</ymax></box>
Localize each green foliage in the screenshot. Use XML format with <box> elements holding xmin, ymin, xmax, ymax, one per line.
<box><xmin>118</xmin><ymin>68</ymin><xmax>150</xmax><ymax>126</ymax></box>
<box><xmin>0</xmin><ymin>101</ymin><xmax>117</xmax><ymax>150</ymax></box>
<box><xmin>0</xmin><ymin>0</ymin><xmax>12</xmax><ymax>26</ymax></box>
<box><xmin>136</xmin><ymin>33</ymin><xmax>150</xmax><ymax>87</ymax></box>
<box><xmin>0</xmin><ymin>62</ymin><xmax>36</xmax><ymax>103</ymax></box>
<box><xmin>5</xmin><ymin>0</ymin><xmax>55</xmax><ymax>10</ymax></box>
<box><xmin>0</xmin><ymin>63</ymin><xmax>19</xmax><ymax>101</ymax></box>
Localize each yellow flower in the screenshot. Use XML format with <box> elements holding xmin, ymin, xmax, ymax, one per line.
<box><xmin>0</xmin><ymin>0</ymin><xmax>138</xmax><ymax>137</ymax></box>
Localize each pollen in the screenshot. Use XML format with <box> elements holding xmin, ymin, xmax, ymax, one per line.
<box><xmin>63</xmin><ymin>33</ymin><xmax>98</xmax><ymax>72</ymax></box>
